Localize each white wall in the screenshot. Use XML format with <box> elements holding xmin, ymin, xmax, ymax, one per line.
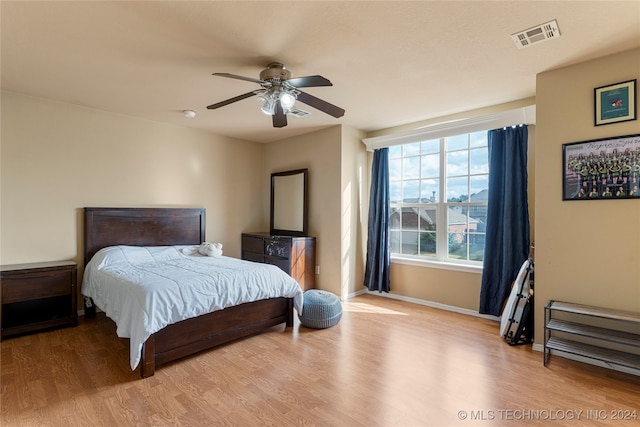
<box><xmin>0</xmin><ymin>92</ymin><xmax>264</xmax><ymax>270</ymax></box>
<box><xmin>1</xmin><ymin>92</ymin><xmax>370</xmax><ymax>302</ymax></box>
<box><xmin>262</xmin><ymin>126</ymin><xmax>343</xmax><ymax>295</ymax></box>
<box><xmin>341</xmin><ymin>125</ymin><xmax>368</xmax><ymax>297</ymax></box>
<box><xmin>534</xmin><ymin>47</ymin><xmax>640</xmax><ymax>343</ymax></box>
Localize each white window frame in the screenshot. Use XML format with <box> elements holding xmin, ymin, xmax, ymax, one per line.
<box><xmin>389</xmin><ymin>134</ymin><xmax>488</xmax><ymax>267</ymax></box>
<box><xmin>362</xmin><ymin>105</ymin><xmax>535</xmax><ymax>272</ymax></box>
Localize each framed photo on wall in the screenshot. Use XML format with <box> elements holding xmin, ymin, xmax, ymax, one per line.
<box><xmin>562</xmin><ymin>134</ymin><xmax>640</xmax><ymax>200</ymax></box>
<box><xmin>594</xmin><ymin>79</ymin><xmax>636</xmax><ymax>126</ymax></box>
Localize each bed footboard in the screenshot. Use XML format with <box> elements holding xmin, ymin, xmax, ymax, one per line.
<box><xmin>139</xmin><ymin>297</ymin><xmax>294</xmax><ymax>378</ymax></box>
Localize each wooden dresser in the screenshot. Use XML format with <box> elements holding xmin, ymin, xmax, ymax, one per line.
<box><xmin>241</xmin><ymin>232</ymin><xmax>316</xmax><ymax>291</ymax></box>
<box><xmin>1</xmin><ymin>261</ymin><xmax>77</xmax><ymax>340</ymax></box>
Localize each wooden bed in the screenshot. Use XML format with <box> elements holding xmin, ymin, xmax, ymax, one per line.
<box><xmin>83</xmin><ymin>207</ymin><xmax>294</xmax><ymax>378</ymax></box>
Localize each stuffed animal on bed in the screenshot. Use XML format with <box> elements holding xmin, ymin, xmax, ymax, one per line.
<box><xmin>198</xmin><ymin>242</ymin><xmax>223</xmax><ymax>257</ymax></box>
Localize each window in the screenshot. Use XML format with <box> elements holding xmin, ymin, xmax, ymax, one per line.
<box><xmin>389</xmin><ymin>131</ymin><xmax>488</xmax><ymax>264</ymax></box>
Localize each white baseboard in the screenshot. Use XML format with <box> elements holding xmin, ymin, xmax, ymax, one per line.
<box><xmin>343</xmin><ymin>288</ymin><xmax>368</xmax><ymax>300</ymax></box>
<box><xmin>348</xmin><ymin>288</ymin><xmax>500</xmax><ymax>322</ymax></box>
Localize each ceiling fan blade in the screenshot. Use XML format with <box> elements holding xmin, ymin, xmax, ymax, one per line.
<box><xmin>272</xmin><ymin>103</ymin><xmax>288</xmax><ymax>128</ymax></box>
<box><xmin>296</xmin><ymin>91</ymin><xmax>345</xmax><ymax>118</ymax></box>
<box><xmin>285</xmin><ymin>75</ymin><xmax>333</xmax><ymax>88</ymax></box>
<box><xmin>206</xmin><ymin>90</ymin><xmax>261</xmax><ymax>109</ymax></box>
<box><xmin>213</xmin><ymin>72</ymin><xmax>265</xmax><ymax>85</ymax></box>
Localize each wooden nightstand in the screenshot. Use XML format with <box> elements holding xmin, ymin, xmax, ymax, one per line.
<box><xmin>1</xmin><ymin>261</ymin><xmax>77</xmax><ymax>340</ymax></box>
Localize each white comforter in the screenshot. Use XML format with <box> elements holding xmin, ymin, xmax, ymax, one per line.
<box><xmin>82</xmin><ymin>245</ymin><xmax>303</xmax><ymax>370</ymax></box>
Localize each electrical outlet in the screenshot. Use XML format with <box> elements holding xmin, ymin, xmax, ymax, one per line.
<box><xmin>315</xmin><ymin>265</ymin><xmax>320</xmax><ymax>275</ymax></box>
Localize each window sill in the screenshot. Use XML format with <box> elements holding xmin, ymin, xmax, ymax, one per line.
<box><xmin>391</xmin><ymin>256</ymin><xmax>483</xmax><ymax>274</ymax></box>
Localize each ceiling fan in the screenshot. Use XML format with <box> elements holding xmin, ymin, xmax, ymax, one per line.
<box><xmin>206</xmin><ymin>62</ymin><xmax>345</xmax><ymax>128</ymax></box>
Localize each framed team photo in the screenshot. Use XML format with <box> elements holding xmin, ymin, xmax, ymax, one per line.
<box><xmin>594</xmin><ymin>79</ymin><xmax>636</xmax><ymax>126</ymax></box>
<box><xmin>562</xmin><ymin>134</ymin><xmax>640</xmax><ymax>200</ymax></box>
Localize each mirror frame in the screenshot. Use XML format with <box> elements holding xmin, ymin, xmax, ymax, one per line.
<box><xmin>270</xmin><ymin>168</ymin><xmax>308</xmax><ymax>236</ymax></box>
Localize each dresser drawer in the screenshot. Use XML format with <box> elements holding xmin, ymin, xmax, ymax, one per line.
<box><xmin>265</xmin><ymin>255</ymin><xmax>290</xmax><ymax>273</ymax></box>
<box><xmin>241</xmin><ymin>235</ymin><xmax>264</xmax><ymax>254</ymax></box>
<box><xmin>265</xmin><ymin>238</ymin><xmax>291</xmax><ymax>258</ymax></box>
<box><xmin>241</xmin><ymin>232</ymin><xmax>315</xmax><ymax>291</ymax></box>
<box><xmin>242</xmin><ymin>251</ymin><xmax>264</xmax><ymax>263</ymax></box>
<box><xmin>2</xmin><ymin>269</ymin><xmax>73</xmax><ymax>304</ymax></box>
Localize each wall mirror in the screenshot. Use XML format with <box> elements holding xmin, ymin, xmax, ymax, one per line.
<box><xmin>270</xmin><ymin>169</ymin><xmax>308</xmax><ymax>236</ymax></box>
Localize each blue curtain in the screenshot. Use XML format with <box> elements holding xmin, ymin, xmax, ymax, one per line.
<box><xmin>479</xmin><ymin>126</ymin><xmax>530</xmax><ymax>316</ymax></box>
<box><xmin>364</xmin><ymin>148</ymin><xmax>390</xmax><ymax>292</ymax></box>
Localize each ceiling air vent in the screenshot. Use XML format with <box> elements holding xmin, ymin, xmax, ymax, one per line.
<box><xmin>512</xmin><ymin>20</ymin><xmax>560</xmax><ymax>49</ymax></box>
<box><xmin>289</xmin><ymin>109</ymin><xmax>310</xmax><ymax>118</ymax></box>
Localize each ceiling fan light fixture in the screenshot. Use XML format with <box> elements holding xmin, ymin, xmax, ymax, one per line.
<box><xmin>257</xmin><ymin>94</ymin><xmax>275</xmax><ymax>115</ymax></box>
<box><xmin>279</xmin><ymin>91</ymin><xmax>296</xmax><ymax>111</ymax></box>
<box><xmin>209</xmin><ymin>63</ymin><xmax>345</xmax><ymax>126</ymax></box>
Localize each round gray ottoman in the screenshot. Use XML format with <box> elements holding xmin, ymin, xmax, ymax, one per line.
<box><xmin>298</xmin><ymin>290</ymin><xmax>342</xmax><ymax>329</ymax></box>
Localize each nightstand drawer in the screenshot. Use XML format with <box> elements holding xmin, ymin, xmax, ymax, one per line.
<box><xmin>2</xmin><ymin>269</ymin><xmax>73</xmax><ymax>304</ymax></box>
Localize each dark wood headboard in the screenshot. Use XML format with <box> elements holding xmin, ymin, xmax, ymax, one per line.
<box><xmin>84</xmin><ymin>207</ymin><xmax>206</xmax><ymax>265</ymax></box>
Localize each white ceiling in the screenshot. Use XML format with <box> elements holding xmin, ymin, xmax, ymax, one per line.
<box><xmin>2</xmin><ymin>1</ymin><xmax>639</xmax><ymax>143</ymax></box>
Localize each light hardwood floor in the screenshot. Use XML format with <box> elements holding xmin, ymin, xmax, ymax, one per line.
<box><xmin>2</xmin><ymin>294</ymin><xmax>639</xmax><ymax>426</ymax></box>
